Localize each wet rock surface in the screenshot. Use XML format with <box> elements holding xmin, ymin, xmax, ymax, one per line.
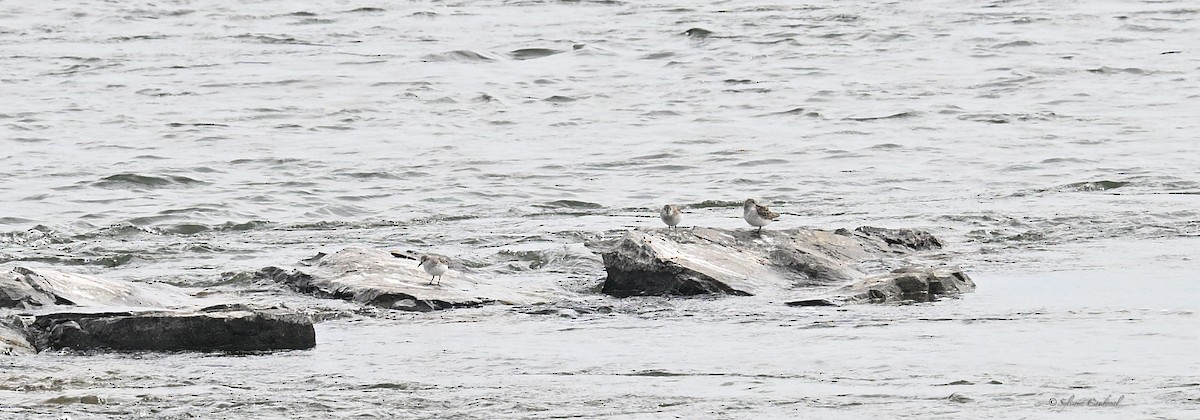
<box><xmin>593</xmin><ymin>226</ymin><xmax>974</xmax><ymax>303</ymax></box>
<box><xmin>29</xmin><ymin>307</ymin><xmax>315</xmax><ymax>352</ymax></box>
<box><xmin>1</xmin><ymin>314</ymin><xmax>34</xmax><ymax>355</ymax></box>
<box><xmin>1</xmin><ymin>266</ymin><xmax>183</xmax><ymax>309</ymax></box>
<box><xmin>258</xmin><ymin>247</ymin><xmax>555</xmax><ymax>312</ymax></box>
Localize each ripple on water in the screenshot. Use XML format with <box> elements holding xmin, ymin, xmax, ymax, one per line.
<box><xmin>89</xmin><ymin>174</ymin><xmax>205</xmax><ymax>190</ymax></box>
<box><xmin>421</xmin><ymin>50</ymin><xmax>496</xmax><ymax>62</ymax></box>
<box><xmin>535</xmin><ymin>200</ymin><xmax>604</xmax><ymax>210</ymax></box>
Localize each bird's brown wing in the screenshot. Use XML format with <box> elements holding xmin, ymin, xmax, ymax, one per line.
<box><xmin>756</xmin><ymin>204</ymin><xmax>780</xmax><ymax>220</ymax></box>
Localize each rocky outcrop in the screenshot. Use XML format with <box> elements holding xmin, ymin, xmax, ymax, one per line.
<box><xmin>593</xmin><ymin>226</ymin><xmax>974</xmax><ymax>303</ymax></box>
<box><xmin>1</xmin><ymin>266</ymin><xmax>315</xmax><ymax>354</ymax></box>
<box><xmin>257</xmin><ymin>247</ymin><xmax>554</xmax><ymax>312</ymax></box>
<box><xmin>29</xmin><ymin>306</ymin><xmax>315</xmax><ymax>352</ymax></box>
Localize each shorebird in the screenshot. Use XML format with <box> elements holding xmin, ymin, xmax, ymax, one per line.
<box><xmin>417</xmin><ymin>255</ymin><xmax>449</xmax><ymax>285</ymax></box>
<box><xmin>743</xmin><ymin>198</ymin><xmax>780</xmax><ymax>233</ymax></box>
<box><xmin>660</xmin><ymin>204</ymin><xmax>682</xmax><ymax>230</ymax></box>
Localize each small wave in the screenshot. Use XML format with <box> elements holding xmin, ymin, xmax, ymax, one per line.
<box><xmin>970</xmin><ymin>75</ymin><xmax>1036</xmax><ymax>89</ymax></box>
<box><xmin>292</xmin><ymin>18</ymin><xmax>336</xmax><ymax>25</ymax></box>
<box><xmin>536</xmin><ymin>200</ymin><xmax>603</xmax><ymax>210</ymax></box>
<box><xmin>231</xmin><ymin>34</ymin><xmax>325</xmax><ymax>46</ymax></box>
<box><xmin>967</xmin><ymin>229</ymin><xmax>1048</xmax><ymax>244</ymax></box>
<box><xmin>71</xmin><ymin>223</ymin><xmax>157</xmax><ymax>240</ymax></box>
<box><xmin>992</xmin><ymin>40</ymin><xmax>1037</xmax><ymax>48</ymax></box>
<box><xmin>1063</xmin><ymin>180</ymin><xmax>1129</xmax><ymax>192</ymax></box>
<box><xmin>157</xmin><ymin>224</ymin><xmax>209</xmax><ymax>235</ymax></box>
<box><xmin>687</xmin><ymin>200</ymin><xmax>741</xmax><ymax>209</ymax></box>
<box><xmin>640</xmin><ymin>52</ymin><xmax>675</xmax><ymax>60</ymax></box>
<box><xmin>335</xmin><ymin>171</ymin><xmax>402</xmax><ymax>180</ymax></box>
<box><xmin>421</xmin><ymin>50</ymin><xmax>496</xmax><ymax>62</ymax></box>
<box><xmin>1</xmin><ymin>225</ymin><xmax>69</xmax><ymax>246</ymax></box>
<box><xmin>229</xmin><ymin>157</ymin><xmax>303</xmax><ymax>166</ymax></box>
<box><xmin>341</xmin><ymin>7</ymin><xmax>385</xmax><ymax>13</ymax></box>
<box><xmin>1120</xmin><ymin>24</ymin><xmax>1172</xmax><ymax>32</ymax></box>
<box><xmin>844</xmin><ymin>111</ymin><xmax>919</xmax><ymax>121</ymax></box>
<box><xmin>166</xmin><ymin>122</ymin><xmax>228</xmax><ymax>128</ymax></box>
<box><xmin>509</xmin><ymin>48</ymin><xmax>564</xmax><ymax>60</ymax></box>
<box><xmin>219</xmin><ymin>220</ymin><xmax>272</xmax><ymax>231</ymax></box>
<box><xmin>641</xmin><ymin>110</ymin><xmax>680</xmax><ymax>117</ymax></box>
<box><xmin>865</xmin><ymin>143</ymin><xmax>904</xmax><ymax>151</ymax></box>
<box><xmin>956</xmin><ymin>112</ymin><xmax>1059</xmax><ymax>124</ymax></box>
<box><xmin>817</xmin><ymin>14</ymin><xmax>860</xmax><ymax>22</ymax></box>
<box><xmin>1087</xmin><ymin>66</ymin><xmax>1147</xmax><ymax>75</ymax></box>
<box><xmin>642</xmin><ymin>165</ymin><xmax>695</xmax><ymax>171</ymax></box>
<box><xmin>1</xmin><ymin>253</ymin><xmax>135</xmax><ymax>268</ymax></box>
<box><xmin>631</xmin><ymin>153</ymin><xmax>675</xmax><ymax>160</ymax></box>
<box><xmin>92</xmin><ymin>173</ymin><xmax>205</xmax><ymax>189</ymax></box>
<box><xmin>762</xmin><ymin>107</ymin><xmax>822</xmax><ymax>117</ymax></box>
<box><xmin>735</xmin><ymin>159</ymin><xmax>789</xmax><ymax>167</ymax></box>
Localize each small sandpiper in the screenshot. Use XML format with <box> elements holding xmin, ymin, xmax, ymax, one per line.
<box><xmin>743</xmin><ymin>198</ymin><xmax>780</xmax><ymax>233</ymax></box>
<box><xmin>660</xmin><ymin>204</ymin><xmax>682</xmax><ymax>230</ymax></box>
<box><xmin>417</xmin><ymin>254</ymin><xmax>449</xmax><ymax>285</ymax></box>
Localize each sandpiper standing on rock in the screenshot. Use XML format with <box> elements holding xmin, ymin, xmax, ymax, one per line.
<box><xmin>743</xmin><ymin>198</ymin><xmax>780</xmax><ymax>233</ymax></box>
<box><xmin>660</xmin><ymin>204</ymin><xmax>682</xmax><ymax>230</ymax></box>
<box><xmin>418</xmin><ymin>255</ymin><xmax>449</xmax><ymax>285</ymax></box>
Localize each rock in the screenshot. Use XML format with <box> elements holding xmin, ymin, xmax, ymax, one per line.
<box><xmin>258</xmin><ymin>247</ymin><xmax>553</xmax><ymax>312</ymax></box>
<box><xmin>1</xmin><ymin>314</ymin><xmax>35</xmax><ymax>355</ymax></box>
<box><xmin>1</xmin><ymin>267</ymin><xmax>314</xmax><ymax>353</ymax></box>
<box><xmin>593</xmin><ymin>226</ymin><xmax>975</xmax><ymax>303</ymax></box>
<box><xmin>29</xmin><ymin>307</ymin><xmax>315</xmax><ymax>352</ymax></box>
<box><xmin>1</xmin><ymin>266</ymin><xmax>183</xmax><ymax>309</ymax></box>
<box><xmin>828</xmin><ymin>266</ymin><xmax>976</xmax><ymax>304</ymax></box>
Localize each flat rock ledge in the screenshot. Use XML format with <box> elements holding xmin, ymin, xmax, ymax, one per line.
<box><xmin>257</xmin><ymin>247</ymin><xmax>554</xmax><ymax>312</ymax></box>
<box><xmin>595</xmin><ymin>226</ymin><xmax>975</xmax><ymax>303</ymax></box>
<box><xmin>1</xmin><ymin>266</ymin><xmax>315</xmax><ymax>354</ymax></box>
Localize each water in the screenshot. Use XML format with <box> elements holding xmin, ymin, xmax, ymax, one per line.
<box><xmin>2</xmin><ymin>0</ymin><xmax>1198</xmax><ymax>417</ymax></box>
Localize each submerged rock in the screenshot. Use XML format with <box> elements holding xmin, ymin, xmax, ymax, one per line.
<box><xmin>29</xmin><ymin>307</ymin><xmax>315</xmax><ymax>352</ymax></box>
<box><xmin>258</xmin><ymin>247</ymin><xmax>554</xmax><ymax>312</ymax></box>
<box><xmin>593</xmin><ymin>226</ymin><xmax>974</xmax><ymax>303</ymax></box>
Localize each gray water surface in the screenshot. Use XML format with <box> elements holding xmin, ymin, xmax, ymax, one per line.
<box><xmin>2</xmin><ymin>0</ymin><xmax>1198</xmax><ymax>418</ymax></box>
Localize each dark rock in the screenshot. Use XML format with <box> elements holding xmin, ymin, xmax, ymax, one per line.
<box><xmin>259</xmin><ymin>247</ymin><xmax>553</xmax><ymax>312</ymax></box>
<box><xmin>849</xmin><ymin>226</ymin><xmax>944</xmax><ymax>251</ymax></box>
<box><xmin>29</xmin><ymin>309</ymin><xmax>315</xmax><ymax>352</ymax></box>
<box><xmin>828</xmin><ymin>267</ymin><xmax>976</xmax><ymax>304</ymax></box>
<box><xmin>785</xmin><ymin>299</ymin><xmax>838</xmax><ymax>307</ymax></box>
<box><xmin>683</xmin><ymin>28</ymin><xmax>713</xmax><ymax>38</ymax></box>
<box><xmin>593</xmin><ymin>227</ymin><xmax>974</xmax><ymax>303</ymax></box>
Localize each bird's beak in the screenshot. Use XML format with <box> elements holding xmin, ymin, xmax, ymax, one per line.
<box><xmin>416</xmin><ymin>260</ymin><xmax>422</xmax><ymax>267</ymax></box>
